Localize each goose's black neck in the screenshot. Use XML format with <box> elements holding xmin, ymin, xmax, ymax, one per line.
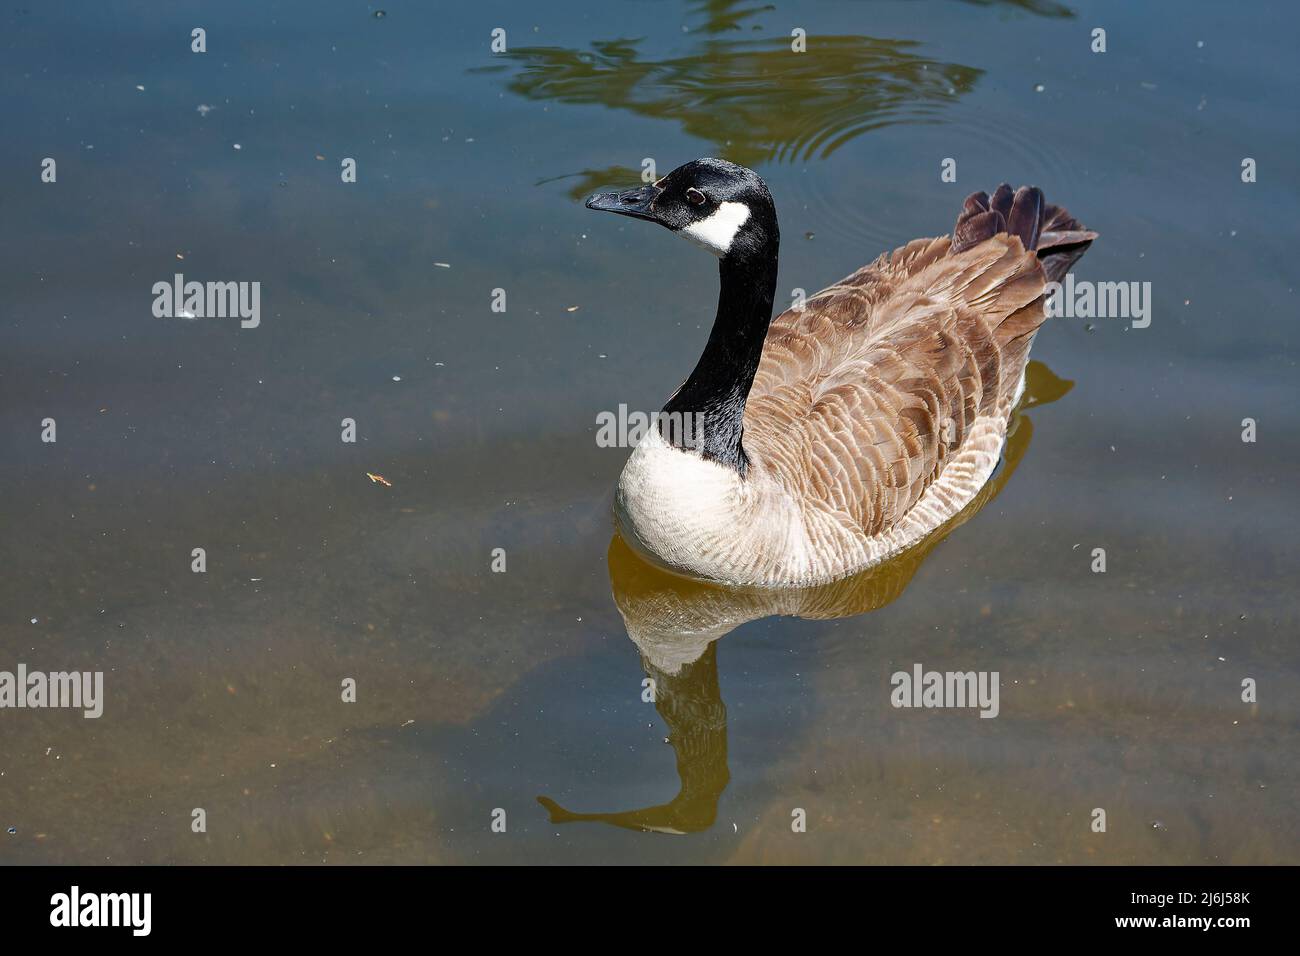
<box><xmin>661</xmin><ymin>226</ymin><xmax>779</xmax><ymax>475</ymax></box>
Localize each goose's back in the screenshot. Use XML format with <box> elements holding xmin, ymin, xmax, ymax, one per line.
<box><xmin>744</xmin><ymin>231</ymin><xmax>1051</xmax><ymax>565</ymax></box>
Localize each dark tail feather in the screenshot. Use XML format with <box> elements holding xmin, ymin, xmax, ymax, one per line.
<box><xmin>1037</xmin><ymin>238</ymin><xmax>1092</xmax><ymax>284</ymax></box>
<box><xmin>1005</xmin><ymin>186</ymin><xmax>1043</xmax><ymax>251</ymax></box>
<box><xmin>952</xmin><ymin>183</ymin><xmax>1097</xmax><ymax>281</ymax></box>
<box><xmin>1036</xmin><ymin>201</ymin><xmax>1097</xmax><ymax>283</ymax></box>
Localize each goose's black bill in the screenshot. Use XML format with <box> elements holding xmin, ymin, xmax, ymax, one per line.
<box><xmin>585</xmin><ymin>183</ymin><xmax>662</xmax><ymax>221</ymax></box>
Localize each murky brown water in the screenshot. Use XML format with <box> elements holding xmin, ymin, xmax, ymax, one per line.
<box><xmin>2</xmin><ymin>0</ymin><xmax>1297</xmax><ymax>864</ymax></box>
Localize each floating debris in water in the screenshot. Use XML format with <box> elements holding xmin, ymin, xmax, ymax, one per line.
<box><xmin>366</xmin><ymin>472</ymin><xmax>393</xmax><ymax>487</ymax></box>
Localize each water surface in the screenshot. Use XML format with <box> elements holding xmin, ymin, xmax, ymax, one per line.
<box><xmin>1</xmin><ymin>0</ymin><xmax>1297</xmax><ymax>864</ymax></box>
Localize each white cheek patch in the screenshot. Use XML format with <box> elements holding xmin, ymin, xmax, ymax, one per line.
<box><xmin>679</xmin><ymin>201</ymin><xmax>751</xmax><ymax>257</ymax></box>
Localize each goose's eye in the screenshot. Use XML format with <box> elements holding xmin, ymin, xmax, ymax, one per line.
<box><xmin>685</xmin><ymin>187</ymin><xmax>707</xmax><ymax>206</ymax></box>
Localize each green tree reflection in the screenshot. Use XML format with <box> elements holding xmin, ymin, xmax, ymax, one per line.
<box><xmin>479</xmin><ymin>2</ymin><xmax>983</xmax><ymax>172</ymax></box>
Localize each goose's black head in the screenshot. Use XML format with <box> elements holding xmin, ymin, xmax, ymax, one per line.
<box><xmin>586</xmin><ymin>159</ymin><xmax>780</xmax><ymax>475</ymax></box>
<box><xmin>586</xmin><ymin>158</ymin><xmax>778</xmax><ymax>262</ymax></box>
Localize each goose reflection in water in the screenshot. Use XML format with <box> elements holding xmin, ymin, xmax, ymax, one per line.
<box><xmin>538</xmin><ymin>361</ymin><xmax>1072</xmax><ymax>834</ymax></box>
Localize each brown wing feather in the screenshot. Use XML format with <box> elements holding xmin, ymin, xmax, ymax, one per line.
<box><xmin>747</xmin><ymin>232</ymin><xmax>1049</xmax><ymax>538</ymax></box>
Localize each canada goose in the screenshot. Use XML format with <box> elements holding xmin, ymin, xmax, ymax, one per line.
<box><xmin>586</xmin><ymin>158</ymin><xmax>1095</xmax><ymax>587</ymax></box>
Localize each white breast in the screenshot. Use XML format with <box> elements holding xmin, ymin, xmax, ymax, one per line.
<box><xmin>614</xmin><ymin>428</ymin><xmax>817</xmax><ymax>585</ymax></box>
